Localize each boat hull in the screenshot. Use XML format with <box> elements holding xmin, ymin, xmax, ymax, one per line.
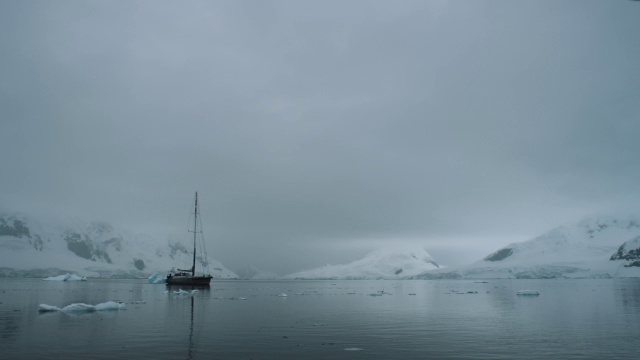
<box><xmin>166</xmin><ymin>275</ymin><xmax>212</xmax><ymax>286</ymax></box>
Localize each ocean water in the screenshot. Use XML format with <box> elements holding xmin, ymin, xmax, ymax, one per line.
<box><xmin>1</xmin><ymin>278</ymin><xmax>639</xmax><ymax>359</ymax></box>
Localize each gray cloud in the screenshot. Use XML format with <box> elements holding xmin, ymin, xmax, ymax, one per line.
<box><xmin>1</xmin><ymin>1</ymin><xmax>639</xmax><ymax>274</ymax></box>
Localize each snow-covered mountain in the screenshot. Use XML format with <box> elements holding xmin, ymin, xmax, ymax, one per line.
<box><xmin>414</xmin><ymin>217</ymin><xmax>640</xmax><ymax>279</ymax></box>
<box><xmin>0</xmin><ymin>213</ymin><xmax>238</xmax><ymax>279</ymax></box>
<box><xmin>284</xmin><ymin>246</ymin><xmax>442</xmax><ymax>280</ymax></box>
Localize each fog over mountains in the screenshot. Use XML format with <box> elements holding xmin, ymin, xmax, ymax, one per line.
<box><xmin>2</xmin><ymin>212</ymin><xmax>640</xmax><ymax>279</ymax></box>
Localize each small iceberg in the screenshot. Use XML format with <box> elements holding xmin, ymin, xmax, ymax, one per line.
<box><xmin>516</xmin><ymin>290</ymin><xmax>540</xmax><ymax>296</ymax></box>
<box><xmin>173</xmin><ymin>289</ymin><xmax>199</xmax><ymax>296</ymax></box>
<box><xmin>39</xmin><ymin>301</ymin><xmax>125</xmax><ymax>312</ymax></box>
<box><xmin>344</xmin><ymin>348</ymin><xmax>364</xmax><ymax>351</ymax></box>
<box><xmin>277</xmin><ymin>293</ymin><xmax>288</xmax><ymax>297</ymax></box>
<box><xmin>43</xmin><ymin>273</ymin><xmax>86</xmax><ymax>281</ymax></box>
<box><xmin>148</xmin><ymin>272</ymin><xmax>165</xmax><ymax>284</ymax></box>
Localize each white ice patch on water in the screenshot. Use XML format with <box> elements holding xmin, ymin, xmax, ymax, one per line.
<box><xmin>344</xmin><ymin>348</ymin><xmax>364</xmax><ymax>351</ymax></box>
<box><xmin>173</xmin><ymin>289</ymin><xmax>199</xmax><ymax>296</ymax></box>
<box><xmin>516</xmin><ymin>290</ymin><xmax>540</xmax><ymax>296</ymax></box>
<box><xmin>38</xmin><ymin>304</ymin><xmax>62</xmax><ymax>312</ymax></box>
<box><xmin>39</xmin><ymin>301</ymin><xmax>125</xmax><ymax>312</ymax></box>
<box><xmin>277</xmin><ymin>293</ymin><xmax>288</xmax><ymax>297</ymax></box>
<box><xmin>43</xmin><ymin>273</ymin><xmax>86</xmax><ymax>281</ymax></box>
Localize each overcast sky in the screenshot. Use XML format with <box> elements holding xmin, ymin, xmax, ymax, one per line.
<box><xmin>1</xmin><ymin>0</ymin><xmax>639</xmax><ymax>275</ymax></box>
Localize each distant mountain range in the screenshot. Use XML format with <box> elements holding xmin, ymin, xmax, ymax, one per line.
<box><xmin>2</xmin><ymin>212</ymin><xmax>640</xmax><ymax>279</ymax></box>
<box><xmin>0</xmin><ymin>213</ymin><xmax>238</xmax><ymax>279</ymax></box>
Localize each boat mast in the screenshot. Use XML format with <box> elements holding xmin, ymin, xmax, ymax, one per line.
<box><xmin>192</xmin><ymin>192</ymin><xmax>198</xmax><ymax>276</ymax></box>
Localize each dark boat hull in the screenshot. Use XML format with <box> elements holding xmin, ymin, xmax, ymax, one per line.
<box><xmin>166</xmin><ymin>275</ymin><xmax>212</xmax><ymax>286</ymax></box>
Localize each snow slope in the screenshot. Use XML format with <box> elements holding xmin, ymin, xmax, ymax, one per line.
<box><xmin>414</xmin><ymin>217</ymin><xmax>640</xmax><ymax>279</ymax></box>
<box><xmin>234</xmin><ymin>266</ymin><xmax>280</xmax><ymax>280</ymax></box>
<box><xmin>0</xmin><ymin>213</ymin><xmax>238</xmax><ymax>279</ymax></box>
<box><xmin>284</xmin><ymin>246</ymin><xmax>442</xmax><ymax>280</ymax></box>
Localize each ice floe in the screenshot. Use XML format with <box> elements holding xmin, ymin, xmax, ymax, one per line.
<box><xmin>173</xmin><ymin>289</ymin><xmax>199</xmax><ymax>296</ymax></box>
<box><xmin>39</xmin><ymin>301</ymin><xmax>125</xmax><ymax>312</ymax></box>
<box><xmin>43</xmin><ymin>273</ymin><xmax>86</xmax><ymax>281</ymax></box>
<box><xmin>516</xmin><ymin>290</ymin><xmax>540</xmax><ymax>296</ymax></box>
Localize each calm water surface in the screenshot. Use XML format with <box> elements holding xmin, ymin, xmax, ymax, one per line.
<box><xmin>1</xmin><ymin>278</ymin><xmax>639</xmax><ymax>359</ymax></box>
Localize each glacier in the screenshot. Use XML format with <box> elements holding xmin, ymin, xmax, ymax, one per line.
<box><xmin>43</xmin><ymin>273</ymin><xmax>86</xmax><ymax>281</ymax></box>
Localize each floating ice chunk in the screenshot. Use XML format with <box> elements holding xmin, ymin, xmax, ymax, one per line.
<box><xmin>516</xmin><ymin>290</ymin><xmax>540</xmax><ymax>296</ymax></box>
<box><xmin>43</xmin><ymin>274</ymin><xmax>86</xmax><ymax>281</ymax></box>
<box><xmin>45</xmin><ymin>274</ymin><xmax>68</xmax><ymax>281</ymax></box>
<box><xmin>63</xmin><ymin>303</ymin><xmax>99</xmax><ymax>312</ymax></box>
<box><xmin>129</xmin><ymin>300</ymin><xmax>146</xmax><ymax>304</ymax></box>
<box><xmin>344</xmin><ymin>348</ymin><xmax>364</xmax><ymax>351</ymax></box>
<box><xmin>173</xmin><ymin>289</ymin><xmax>199</xmax><ymax>296</ymax></box>
<box><xmin>148</xmin><ymin>272</ymin><xmax>165</xmax><ymax>284</ymax></box>
<box><xmin>277</xmin><ymin>293</ymin><xmax>288</xmax><ymax>297</ymax></box>
<box><xmin>38</xmin><ymin>304</ymin><xmax>61</xmax><ymax>312</ymax></box>
<box><xmin>93</xmin><ymin>301</ymin><xmax>126</xmax><ymax>311</ymax></box>
<box><xmin>39</xmin><ymin>301</ymin><xmax>125</xmax><ymax>312</ymax></box>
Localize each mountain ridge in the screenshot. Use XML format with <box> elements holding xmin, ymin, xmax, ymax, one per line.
<box><xmin>0</xmin><ymin>212</ymin><xmax>238</xmax><ymax>279</ymax></box>
<box><xmin>413</xmin><ymin>216</ymin><xmax>640</xmax><ymax>279</ymax></box>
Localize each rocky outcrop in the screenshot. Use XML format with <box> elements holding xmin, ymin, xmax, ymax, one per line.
<box><xmin>610</xmin><ymin>236</ymin><xmax>640</xmax><ymax>261</ymax></box>
<box><xmin>484</xmin><ymin>248</ymin><xmax>513</xmax><ymax>262</ymax></box>
<box><xmin>0</xmin><ymin>216</ymin><xmax>45</xmax><ymax>251</ymax></box>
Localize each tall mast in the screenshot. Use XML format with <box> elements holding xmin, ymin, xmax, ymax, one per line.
<box><xmin>192</xmin><ymin>192</ymin><xmax>197</xmax><ymax>276</ymax></box>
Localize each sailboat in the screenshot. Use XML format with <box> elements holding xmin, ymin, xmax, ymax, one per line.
<box><xmin>166</xmin><ymin>192</ymin><xmax>213</xmax><ymax>286</ymax></box>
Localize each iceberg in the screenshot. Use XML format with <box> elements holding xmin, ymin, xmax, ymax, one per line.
<box><xmin>38</xmin><ymin>301</ymin><xmax>125</xmax><ymax>312</ymax></box>
<box><xmin>147</xmin><ymin>272</ymin><xmax>165</xmax><ymax>284</ymax></box>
